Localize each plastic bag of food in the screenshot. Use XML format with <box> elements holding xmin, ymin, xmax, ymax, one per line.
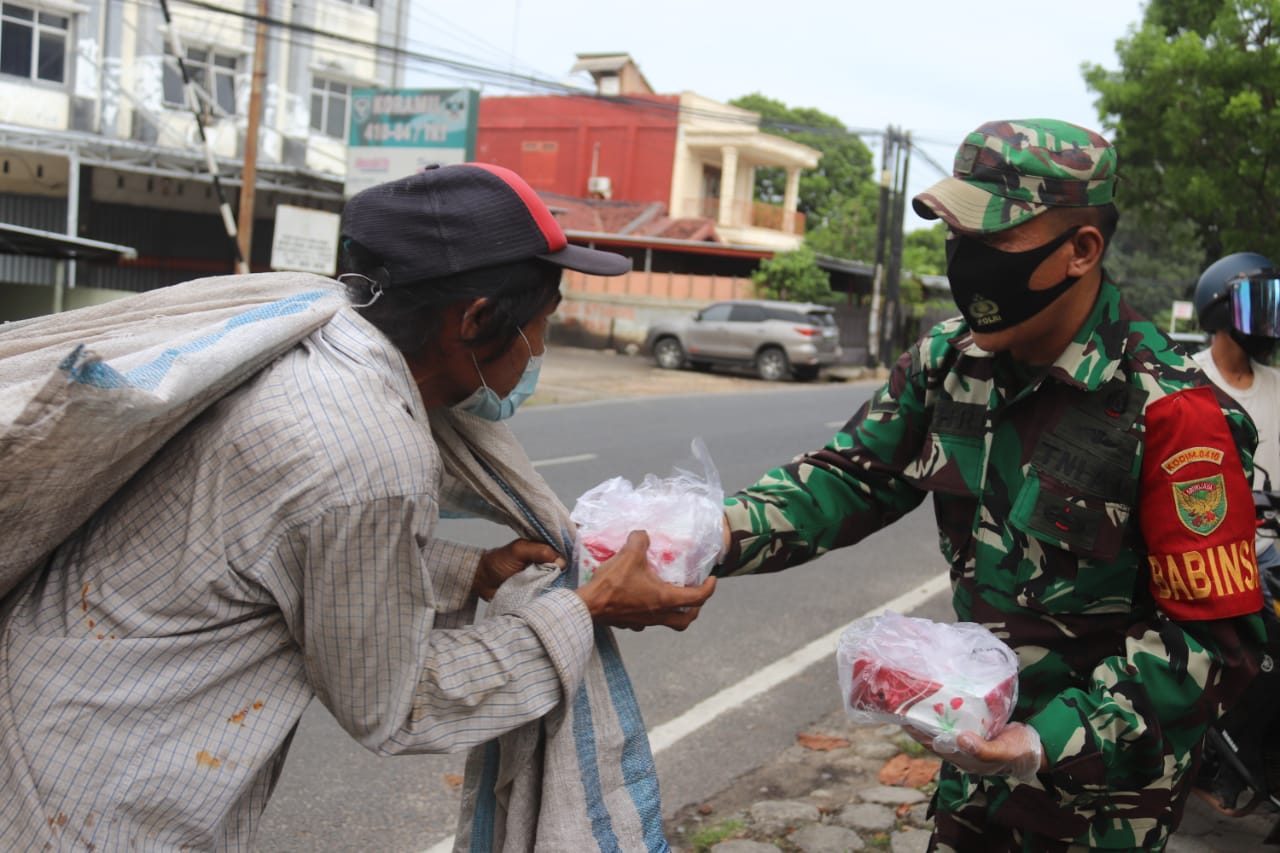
<box><xmin>836</xmin><ymin>611</ymin><xmax>1019</xmax><ymax>749</ymax></box>
<box><xmin>570</xmin><ymin>438</ymin><xmax>723</xmax><ymax>586</ymax></box>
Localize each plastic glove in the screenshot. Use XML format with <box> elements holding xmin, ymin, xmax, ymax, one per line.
<box><xmin>925</xmin><ymin>722</ymin><xmax>1044</xmax><ymax>782</ymax></box>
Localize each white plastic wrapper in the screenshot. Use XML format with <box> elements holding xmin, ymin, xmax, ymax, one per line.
<box><xmin>570</xmin><ymin>438</ymin><xmax>723</xmax><ymax>586</ymax></box>
<box><xmin>837</xmin><ymin>611</ymin><xmax>1020</xmax><ymax>749</ymax></box>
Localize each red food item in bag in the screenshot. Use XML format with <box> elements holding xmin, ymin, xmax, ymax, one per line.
<box><xmin>983</xmin><ymin>674</ymin><xmax>1018</xmax><ymax>727</ymax></box>
<box><xmin>849</xmin><ymin>659</ymin><xmax>942</xmax><ymax>716</ymax></box>
<box><xmin>583</xmin><ymin>539</ymin><xmax>616</xmax><ymax>563</ymax></box>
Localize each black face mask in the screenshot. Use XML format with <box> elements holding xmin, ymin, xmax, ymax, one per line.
<box><xmin>945</xmin><ymin>225</ymin><xmax>1082</xmax><ymax>332</ymax></box>
<box><xmin>1230</xmin><ymin>329</ymin><xmax>1278</xmax><ymax>362</ymax></box>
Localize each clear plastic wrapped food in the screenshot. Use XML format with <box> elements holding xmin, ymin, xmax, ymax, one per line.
<box><xmin>570</xmin><ymin>438</ymin><xmax>723</xmax><ymax>586</ymax></box>
<box><xmin>837</xmin><ymin>611</ymin><xmax>1020</xmax><ymax>749</ymax></box>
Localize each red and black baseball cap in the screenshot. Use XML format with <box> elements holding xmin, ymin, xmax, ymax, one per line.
<box><xmin>340</xmin><ymin>162</ymin><xmax>630</xmax><ymax>285</ymax></box>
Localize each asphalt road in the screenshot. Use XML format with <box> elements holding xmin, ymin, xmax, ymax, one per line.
<box><xmin>248</xmin><ymin>350</ymin><xmax>1280</xmax><ymax>853</ymax></box>
<box><xmin>254</xmin><ymin>372</ymin><xmax>954</xmax><ymax>852</ymax></box>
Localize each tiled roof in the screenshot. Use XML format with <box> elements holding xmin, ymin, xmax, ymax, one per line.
<box><xmin>539</xmin><ymin>192</ymin><xmax>718</xmax><ymax>242</ymax></box>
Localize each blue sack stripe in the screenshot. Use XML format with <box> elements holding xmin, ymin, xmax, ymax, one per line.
<box><xmin>62</xmin><ymin>291</ymin><xmax>328</xmax><ymax>391</ymax></box>
<box><xmin>471</xmin><ymin>452</ymin><xmax>668</xmax><ymax>851</ymax></box>
<box><xmin>571</xmin><ymin>672</ymin><xmax>621</xmax><ymax>851</ymax></box>
<box><xmin>596</xmin><ymin>628</ymin><xmax>669</xmax><ymax>853</ymax></box>
<box><xmin>469</xmin><ymin>740</ymin><xmax>500</xmax><ymax>853</ymax></box>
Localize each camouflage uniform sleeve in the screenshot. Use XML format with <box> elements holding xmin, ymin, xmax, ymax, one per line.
<box><xmin>1027</xmin><ymin>392</ymin><xmax>1266</xmax><ymax>800</ymax></box>
<box><xmin>717</xmin><ymin>343</ymin><xmax>933</xmax><ymax>577</ymax></box>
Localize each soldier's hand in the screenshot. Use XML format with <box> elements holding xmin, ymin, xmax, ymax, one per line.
<box><xmin>909</xmin><ymin>721</ymin><xmax>1045</xmax><ymax>782</ymax></box>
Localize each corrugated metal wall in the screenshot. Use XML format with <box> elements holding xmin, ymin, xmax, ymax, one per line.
<box><xmin>83</xmin><ymin>200</ymin><xmax>249</xmax><ymax>292</ymax></box>
<box><xmin>0</xmin><ymin>193</ymin><xmax>64</xmax><ymax>286</ymax></box>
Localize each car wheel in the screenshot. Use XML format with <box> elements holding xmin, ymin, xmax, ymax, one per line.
<box><xmin>653</xmin><ymin>337</ymin><xmax>686</xmax><ymax>370</ymax></box>
<box><xmin>755</xmin><ymin>347</ymin><xmax>790</xmax><ymax>381</ymax></box>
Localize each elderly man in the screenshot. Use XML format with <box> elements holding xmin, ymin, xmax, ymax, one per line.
<box><xmin>0</xmin><ymin>163</ymin><xmax>714</xmax><ymax>850</ymax></box>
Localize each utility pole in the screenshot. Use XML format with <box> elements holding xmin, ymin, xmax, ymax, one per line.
<box><xmin>158</xmin><ymin>0</ymin><xmax>245</xmax><ymax>272</ymax></box>
<box><xmin>236</xmin><ymin>0</ymin><xmax>269</xmax><ymax>274</ymax></box>
<box><xmin>867</xmin><ymin>125</ymin><xmax>895</xmax><ymax>367</ymax></box>
<box><xmin>880</xmin><ymin>129</ymin><xmax>911</xmax><ymax>362</ymax></box>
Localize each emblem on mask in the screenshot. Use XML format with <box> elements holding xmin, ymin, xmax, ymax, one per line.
<box><xmin>968</xmin><ymin>295</ymin><xmax>1001</xmax><ymax>327</ymax></box>
<box><xmin>1173</xmin><ymin>475</ymin><xmax>1226</xmax><ymax>536</ymax></box>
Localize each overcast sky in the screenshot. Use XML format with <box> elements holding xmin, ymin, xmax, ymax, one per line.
<box><xmin>403</xmin><ymin>0</ymin><xmax>1150</xmax><ymax>230</ymax></box>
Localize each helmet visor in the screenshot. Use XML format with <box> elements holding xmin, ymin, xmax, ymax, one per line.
<box><xmin>1230</xmin><ymin>271</ymin><xmax>1280</xmax><ymax>338</ymax></box>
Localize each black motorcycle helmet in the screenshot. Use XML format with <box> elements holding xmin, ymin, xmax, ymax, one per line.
<box><xmin>1194</xmin><ymin>252</ymin><xmax>1280</xmax><ymax>360</ymax></box>
<box><xmin>1194</xmin><ymin>252</ymin><xmax>1275</xmax><ymax>332</ymax></box>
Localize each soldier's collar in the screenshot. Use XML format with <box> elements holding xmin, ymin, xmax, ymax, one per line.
<box><xmin>946</xmin><ymin>277</ymin><xmax>1126</xmax><ymax>392</ymax></box>
<box><xmin>1041</xmin><ymin>277</ymin><xmax>1126</xmax><ymax>393</ymax></box>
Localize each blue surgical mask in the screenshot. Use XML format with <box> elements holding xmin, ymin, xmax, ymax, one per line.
<box><xmin>454</xmin><ymin>329</ymin><xmax>543</xmax><ymax>421</ymax></box>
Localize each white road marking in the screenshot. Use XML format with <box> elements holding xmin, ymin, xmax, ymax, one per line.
<box><xmin>531</xmin><ymin>453</ymin><xmax>597</xmax><ymax>468</ymax></box>
<box><xmin>646</xmin><ymin>571</ymin><xmax>951</xmax><ymax>753</ymax></box>
<box><xmin>421</xmin><ymin>571</ymin><xmax>952</xmax><ymax>853</ymax></box>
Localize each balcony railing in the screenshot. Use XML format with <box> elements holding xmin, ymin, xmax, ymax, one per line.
<box><xmin>688</xmin><ymin>197</ymin><xmax>806</xmax><ymax>235</ymax></box>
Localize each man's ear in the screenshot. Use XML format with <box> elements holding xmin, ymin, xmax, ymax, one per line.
<box><xmin>1066</xmin><ymin>226</ymin><xmax>1105</xmax><ymax>276</ymax></box>
<box><xmin>458</xmin><ymin>297</ymin><xmax>491</xmax><ymax>342</ymax></box>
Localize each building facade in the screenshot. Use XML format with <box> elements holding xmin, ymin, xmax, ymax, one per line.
<box><xmin>477</xmin><ymin>53</ymin><xmax>820</xmax><ymax>251</ymax></box>
<box><xmin>0</xmin><ymin>0</ymin><xmax>405</xmax><ymax>317</ymax></box>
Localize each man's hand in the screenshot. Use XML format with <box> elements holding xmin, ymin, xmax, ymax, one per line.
<box><xmin>474</xmin><ymin>539</ymin><xmax>564</xmax><ymax>601</ymax></box>
<box><xmin>905</xmin><ymin>721</ymin><xmax>1045</xmax><ymax>782</ymax></box>
<box><xmin>576</xmin><ymin>530</ymin><xmax>717</xmax><ymax>631</ymax></box>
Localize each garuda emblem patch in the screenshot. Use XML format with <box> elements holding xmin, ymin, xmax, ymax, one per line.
<box><xmin>1173</xmin><ymin>474</ymin><xmax>1227</xmax><ymax>536</ymax></box>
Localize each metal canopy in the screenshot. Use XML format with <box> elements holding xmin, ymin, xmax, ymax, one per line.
<box><xmin>0</xmin><ymin>222</ymin><xmax>137</xmax><ymax>262</ymax></box>
<box><xmin>0</xmin><ymin>122</ymin><xmax>345</xmax><ymax>203</ymax></box>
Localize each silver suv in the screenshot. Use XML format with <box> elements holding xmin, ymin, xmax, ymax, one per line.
<box><xmin>644</xmin><ymin>299</ymin><xmax>842</xmax><ymax>381</ymax></box>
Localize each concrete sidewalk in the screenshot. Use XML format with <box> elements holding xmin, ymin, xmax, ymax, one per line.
<box><xmin>529</xmin><ymin>345</ymin><xmax>881</xmax><ymax>407</ymax></box>
<box><xmin>663</xmin><ymin>703</ymin><xmax>1278</xmax><ymax>852</ymax></box>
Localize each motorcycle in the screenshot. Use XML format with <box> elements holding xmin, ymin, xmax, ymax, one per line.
<box><xmin>1193</xmin><ymin>484</ymin><xmax>1280</xmax><ymax>843</ymax></box>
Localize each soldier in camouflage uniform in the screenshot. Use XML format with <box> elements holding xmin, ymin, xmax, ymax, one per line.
<box><xmin>716</xmin><ymin>119</ymin><xmax>1267</xmax><ymax>852</ymax></box>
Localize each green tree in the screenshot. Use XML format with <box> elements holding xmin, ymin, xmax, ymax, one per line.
<box><xmin>1103</xmin><ymin>207</ymin><xmax>1205</xmax><ymax>323</ymax></box>
<box><xmin>901</xmin><ymin>222</ymin><xmax>947</xmax><ymax>276</ymax></box>
<box><xmin>1083</xmin><ymin>0</ymin><xmax>1280</xmax><ymax>260</ymax></box>
<box><xmin>730</xmin><ymin>93</ymin><xmax>880</xmax><ymax>260</ymax></box>
<box><xmin>751</xmin><ymin>246</ymin><xmax>834</xmax><ymax>303</ymax></box>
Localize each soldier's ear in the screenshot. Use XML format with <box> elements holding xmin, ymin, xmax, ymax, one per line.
<box><xmin>1066</xmin><ymin>226</ymin><xmax>1105</xmax><ymax>276</ymax></box>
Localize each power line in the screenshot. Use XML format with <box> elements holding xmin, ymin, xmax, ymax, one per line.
<box><xmin>166</xmin><ymin>0</ymin><xmax>906</xmax><ymax>144</ymax></box>
<box><xmin>172</xmin><ymin>0</ymin><xmax>593</xmax><ymax>96</ymax></box>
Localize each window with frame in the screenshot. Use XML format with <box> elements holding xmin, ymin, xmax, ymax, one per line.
<box><xmin>310</xmin><ymin>77</ymin><xmax>349</xmax><ymax>139</ymax></box>
<box><xmin>162</xmin><ymin>44</ymin><xmax>238</xmax><ymax>116</ymax></box>
<box><xmin>0</xmin><ymin>2</ymin><xmax>69</xmax><ymax>84</ymax></box>
<box><xmin>728</xmin><ymin>304</ymin><xmax>766</xmax><ymax>323</ymax></box>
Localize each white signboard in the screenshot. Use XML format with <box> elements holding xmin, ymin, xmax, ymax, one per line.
<box><xmin>1171</xmin><ymin>300</ymin><xmax>1195</xmax><ymax>321</ymax></box>
<box><xmin>270</xmin><ymin>205</ymin><xmax>340</xmax><ymax>275</ymax></box>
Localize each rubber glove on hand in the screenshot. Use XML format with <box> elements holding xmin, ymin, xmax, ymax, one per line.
<box><xmin>927</xmin><ymin>722</ymin><xmax>1044</xmax><ymax>782</ymax></box>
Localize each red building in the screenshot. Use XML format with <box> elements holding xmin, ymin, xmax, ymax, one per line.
<box><xmin>477</xmin><ymin>93</ymin><xmax>680</xmax><ymax>205</ymax></box>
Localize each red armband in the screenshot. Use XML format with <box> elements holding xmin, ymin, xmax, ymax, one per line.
<box><xmin>1139</xmin><ymin>386</ymin><xmax>1262</xmax><ymax>621</ymax></box>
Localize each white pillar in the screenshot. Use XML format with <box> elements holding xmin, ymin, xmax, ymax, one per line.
<box><xmin>782</xmin><ymin>166</ymin><xmax>801</xmax><ymax>234</ymax></box>
<box><xmin>717</xmin><ymin>146</ymin><xmax>738</xmax><ymax>227</ymax></box>
<box><xmin>65</xmin><ymin>152</ymin><xmax>80</xmax><ymax>290</ymax></box>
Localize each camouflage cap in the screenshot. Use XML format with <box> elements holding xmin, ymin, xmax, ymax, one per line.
<box><xmin>912</xmin><ymin>119</ymin><xmax>1117</xmax><ymax>234</ymax></box>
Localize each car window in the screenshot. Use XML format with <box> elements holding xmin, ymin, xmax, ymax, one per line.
<box><xmin>729</xmin><ymin>304</ymin><xmax>767</xmax><ymax>322</ymax></box>
<box><xmin>698</xmin><ymin>304</ymin><xmax>733</xmax><ymax>322</ymax></box>
<box><xmin>764</xmin><ymin>307</ymin><xmax>801</xmax><ymax>323</ymax></box>
<box><xmin>806</xmin><ymin>311</ymin><xmax>835</xmax><ymax>327</ymax></box>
